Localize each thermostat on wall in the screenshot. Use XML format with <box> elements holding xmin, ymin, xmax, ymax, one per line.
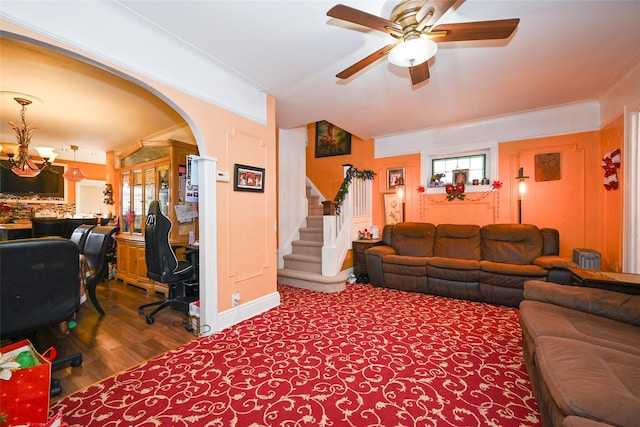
<box><xmin>217</xmin><ymin>171</ymin><xmax>230</xmax><ymax>182</ymax></box>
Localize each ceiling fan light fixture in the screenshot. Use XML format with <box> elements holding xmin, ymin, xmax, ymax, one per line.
<box><xmin>388</xmin><ymin>37</ymin><xmax>437</xmax><ymax>68</ymax></box>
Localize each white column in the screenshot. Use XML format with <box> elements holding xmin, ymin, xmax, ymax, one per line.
<box><xmin>623</xmin><ymin>110</ymin><xmax>639</xmax><ymax>273</ymax></box>
<box><xmin>196</xmin><ymin>156</ymin><xmax>218</xmax><ymax>334</ymax></box>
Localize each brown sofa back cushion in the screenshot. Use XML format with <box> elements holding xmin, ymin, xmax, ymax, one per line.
<box><xmin>389</xmin><ymin>222</ymin><xmax>436</xmax><ymax>257</ymax></box>
<box><xmin>540</xmin><ymin>228</ymin><xmax>560</xmax><ymax>255</ymax></box>
<box><xmin>434</xmin><ymin>224</ymin><xmax>481</xmax><ymax>260</ymax></box>
<box><xmin>481</xmin><ymin>224</ymin><xmax>543</xmax><ymax>265</ymax></box>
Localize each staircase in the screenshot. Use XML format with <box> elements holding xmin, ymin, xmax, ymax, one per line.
<box><xmin>277</xmin><ymin>187</ymin><xmax>347</xmax><ymax>292</ymax></box>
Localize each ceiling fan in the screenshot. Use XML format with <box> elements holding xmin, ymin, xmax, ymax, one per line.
<box><xmin>327</xmin><ymin>0</ymin><xmax>520</xmax><ymax>85</ymax></box>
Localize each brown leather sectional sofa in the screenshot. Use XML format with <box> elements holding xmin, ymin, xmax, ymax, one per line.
<box><xmin>365</xmin><ymin>222</ymin><xmax>575</xmax><ymax>307</ymax></box>
<box><xmin>520</xmin><ymin>281</ymin><xmax>640</xmax><ymax>427</ymax></box>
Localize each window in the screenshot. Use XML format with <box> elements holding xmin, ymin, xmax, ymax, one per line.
<box><xmin>431</xmin><ymin>154</ymin><xmax>486</xmax><ymax>186</ymax></box>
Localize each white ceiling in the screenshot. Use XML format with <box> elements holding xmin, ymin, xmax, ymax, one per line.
<box><xmin>1</xmin><ymin>0</ymin><xmax>640</xmax><ymax>163</ymax></box>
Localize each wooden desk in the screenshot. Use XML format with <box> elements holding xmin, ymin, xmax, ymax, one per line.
<box><xmin>0</xmin><ymin>223</ymin><xmax>32</xmax><ymax>241</ymax></box>
<box><xmin>569</xmin><ymin>267</ymin><xmax>640</xmax><ymax>295</ymax></box>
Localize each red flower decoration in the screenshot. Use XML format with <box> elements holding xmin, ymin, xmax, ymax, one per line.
<box><xmin>445</xmin><ymin>184</ymin><xmax>455</xmax><ymax>194</ymax></box>
<box><xmin>492</xmin><ymin>181</ymin><xmax>502</xmax><ymax>190</ymax></box>
<box><xmin>417</xmin><ymin>185</ymin><xmax>425</xmax><ymax>194</ymax></box>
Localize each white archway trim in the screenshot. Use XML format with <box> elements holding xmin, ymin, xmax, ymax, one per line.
<box><xmin>623</xmin><ymin>110</ymin><xmax>639</xmax><ymax>273</ymax></box>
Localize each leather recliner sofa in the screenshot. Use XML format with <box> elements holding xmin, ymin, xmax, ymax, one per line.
<box><xmin>365</xmin><ymin>222</ymin><xmax>575</xmax><ymax>307</ymax></box>
<box><xmin>519</xmin><ymin>280</ymin><xmax>640</xmax><ymax>427</ymax></box>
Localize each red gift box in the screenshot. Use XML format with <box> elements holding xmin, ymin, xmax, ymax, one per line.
<box><xmin>0</xmin><ymin>340</ymin><xmax>52</xmax><ymax>425</ymax></box>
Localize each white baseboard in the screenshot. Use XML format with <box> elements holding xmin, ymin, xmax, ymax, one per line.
<box><xmin>216</xmin><ymin>290</ymin><xmax>281</xmax><ymax>332</ymax></box>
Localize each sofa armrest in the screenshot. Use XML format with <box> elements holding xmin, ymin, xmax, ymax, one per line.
<box><xmin>523</xmin><ymin>280</ymin><xmax>640</xmax><ymax>326</ymax></box>
<box><xmin>533</xmin><ymin>255</ymin><xmax>577</xmax><ymax>270</ymax></box>
<box><xmin>365</xmin><ymin>245</ymin><xmax>396</xmax><ymax>286</ymax></box>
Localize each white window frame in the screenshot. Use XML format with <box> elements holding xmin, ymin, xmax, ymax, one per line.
<box><xmin>420</xmin><ymin>141</ymin><xmax>498</xmax><ymax>194</ymax></box>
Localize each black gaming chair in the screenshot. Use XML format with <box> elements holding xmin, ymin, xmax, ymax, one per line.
<box><xmin>138</xmin><ymin>200</ymin><xmax>195</xmax><ymax>325</ymax></box>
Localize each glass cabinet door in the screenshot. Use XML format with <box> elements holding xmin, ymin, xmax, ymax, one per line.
<box><xmin>157</xmin><ymin>164</ymin><xmax>170</xmax><ymax>217</ymax></box>
<box><xmin>144</xmin><ymin>167</ymin><xmax>156</xmax><ymax>221</ymax></box>
<box><xmin>133</xmin><ymin>170</ymin><xmax>143</xmax><ymax>233</ymax></box>
<box><xmin>121</xmin><ymin>171</ymin><xmax>131</xmax><ymax>233</ymax></box>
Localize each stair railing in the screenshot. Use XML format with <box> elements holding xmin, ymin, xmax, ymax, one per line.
<box><xmin>321</xmin><ymin>165</ymin><xmax>373</xmax><ymax>276</ymax></box>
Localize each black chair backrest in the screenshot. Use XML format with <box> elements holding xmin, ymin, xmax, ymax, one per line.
<box><xmin>0</xmin><ymin>237</ymin><xmax>80</xmax><ymax>339</ymax></box>
<box><xmin>145</xmin><ymin>200</ymin><xmax>179</xmax><ymax>283</ymax></box>
<box><xmin>66</xmin><ymin>217</ymin><xmax>99</xmax><ymax>238</ymax></box>
<box><xmin>83</xmin><ymin>226</ymin><xmax>119</xmax><ymax>277</ymax></box>
<box><xmin>69</xmin><ymin>224</ymin><xmax>96</xmax><ymax>252</ymax></box>
<box><xmin>32</xmin><ymin>218</ymin><xmax>68</xmax><ymax>237</ymax></box>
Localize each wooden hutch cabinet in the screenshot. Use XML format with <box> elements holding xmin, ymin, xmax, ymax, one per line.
<box><xmin>115</xmin><ymin>140</ymin><xmax>197</xmax><ymax>296</ymax></box>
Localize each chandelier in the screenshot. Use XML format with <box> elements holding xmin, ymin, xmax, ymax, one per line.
<box><xmin>4</xmin><ymin>97</ymin><xmax>56</xmax><ymax>177</ymax></box>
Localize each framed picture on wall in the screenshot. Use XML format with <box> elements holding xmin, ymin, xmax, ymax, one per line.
<box><xmin>315</xmin><ymin>120</ymin><xmax>352</xmax><ymax>157</ymax></box>
<box><xmin>384</xmin><ymin>193</ymin><xmax>403</xmax><ymax>225</ymax></box>
<box><xmin>386</xmin><ymin>167</ymin><xmax>405</xmax><ymax>190</ymax></box>
<box><xmin>234</xmin><ymin>164</ymin><xmax>265</xmax><ymax>193</ymax></box>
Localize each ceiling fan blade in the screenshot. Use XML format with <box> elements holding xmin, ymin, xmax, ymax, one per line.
<box><xmin>336</xmin><ymin>44</ymin><xmax>395</xmax><ymax>79</ymax></box>
<box><xmin>416</xmin><ymin>0</ymin><xmax>457</xmax><ymax>31</ymax></box>
<box><xmin>409</xmin><ymin>62</ymin><xmax>430</xmax><ymax>85</ymax></box>
<box><xmin>431</xmin><ymin>18</ymin><xmax>520</xmax><ymax>42</ymax></box>
<box><xmin>328</xmin><ymin>4</ymin><xmax>402</xmax><ymax>36</ymax></box>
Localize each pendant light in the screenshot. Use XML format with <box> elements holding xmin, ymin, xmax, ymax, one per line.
<box><xmin>63</xmin><ymin>145</ymin><xmax>86</xmax><ymax>182</ymax></box>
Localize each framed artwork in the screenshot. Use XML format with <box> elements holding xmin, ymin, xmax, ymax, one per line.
<box><xmin>386</xmin><ymin>167</ymin><xmax>405</xmax><ymax>190</ymax></box>
<box><xmin>452</xmin><ymin>169</ymin><xmax>469</xmax><ymax>185</ymax></box>
<box><xmin>535</xmin><ymin>153</ymin><xmax>561</xmax><ymax>182</ymax></box>
<box><xmin>315</xmin><ymin>120</ymin><xmax>352</xmax><ymax>157</ymax></box>
<box><xmin>384</xmin><ymin>193</ymin><xmax>403</xmax><ymax>225</ymax></box>
<box><xmin>234</xmin><ymin>164</ymin><xmax>265</xmax><ymax>193</ymax></box>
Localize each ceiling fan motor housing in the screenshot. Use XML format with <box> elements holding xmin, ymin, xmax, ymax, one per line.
<box><xmin>390</xmin><ymin>0</ymin><xmax>430</xmax><ymax>37</ymax></box>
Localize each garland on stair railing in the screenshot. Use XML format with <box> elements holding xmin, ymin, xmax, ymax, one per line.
<box><xmin>334</xmin><ymin>166</ymin><xmax>376</xmax><ymax>214</ymax></box>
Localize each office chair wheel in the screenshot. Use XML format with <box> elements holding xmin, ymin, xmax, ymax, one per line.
<box><xmin>138</xmin><ymin>307</ymin><xmax>144</xmax><ymax>315</ymax></box>
<box><xmin>146</xmin><ymin>315</ymin><xmax>154</xmax><ymax>325</ymax></box>
<box><xmin>70</xmin><ymin>356</ymin><xmax>83</xmax><ymax>368</ymax></box>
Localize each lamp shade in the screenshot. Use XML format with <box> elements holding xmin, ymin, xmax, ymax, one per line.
<box><xmin>64</xmin><ymin>166</ymin><xmax>86</xmax><ymax>182</ymax></box>
<box><xmin>388</xmin><ymin>38</ymin><xmax>438</xmax><ymax>67</ymax></box>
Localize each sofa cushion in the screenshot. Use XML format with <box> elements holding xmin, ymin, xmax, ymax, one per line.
<box><xmin>524</xmin><ymin>281</ymin><xmax>640</xmax><ymax>326</ymax></box>
<box><xmin>520</xmin><ymin>300</ymin><xmax>640</xmax><ymax>357</ymax></box>
<box><xmin>480</xmin><ymin>260</ymin><xmax>548</xmax><ymax>277</ymax></box>
<box><xmin>540</xmin><ymin>227</ymin><xmax>560</xmax><ymax>256</ymax></box>
<box><xmin>390</xmin><ymin>222</ymin><xmax>436</xmax><ymax>257</ymax></box>
<box><xmin>433</xmin><ymin>224</ymin><xmax>481</xmax><ymax>260</ymax></box>
<box><xmin>535</xmin><ymin>336</ymin><xmax>640</xmax><ymax>427</ymax></box>
<box><xmin>382</xmin><ymin>255</ymin><xmax>428</xmax><ymax>276</ymax></box>
<box><xmin>481</xmin><ymin>224</ymin><xmax>543</xmax><ymax>264</ymax></box>
<box><xmin>563</xmin><ymin>416</ymin><xmax>616</xmax><ymax>427</ymax></box>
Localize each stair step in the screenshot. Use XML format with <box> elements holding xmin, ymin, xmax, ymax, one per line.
<box><xmin>299</xmin><ymin>227</ymin><xmax>323</xmax><ymax>242</ymax></box>
<box><xmin>291</xmin><ymin>240</ymin><xmax>322</xmax><ymax>257</ymax></box>
<box><xmin>308</xmin><ymin>206</ymin><xmax>324</xmax><ymax>217</ymax></box>
<box><xmin>283</xmin><ymin>253</ymin><xmax>322</xmax><ymax>274</ymax></box>
<box><xmin>306</xmin><ymin>216</ymin><xmax>323</xmax><ymax>229</ymax></box>
<box><xmin>277</xmin><ymin>268</ymin><xmax>347</xmax><ymax>293</ymax></box>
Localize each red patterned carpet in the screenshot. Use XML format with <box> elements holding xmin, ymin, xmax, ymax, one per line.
<box><xmin>51</xmin><ymin>284</ymin><xmax>540</xmax><ymax>426</ymax></box>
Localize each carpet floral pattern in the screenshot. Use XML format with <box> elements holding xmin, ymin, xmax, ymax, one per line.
<box><xmin>51</xmin><ymin>284</ymin><xmax>539</xmax><ymax>426</ymax></box>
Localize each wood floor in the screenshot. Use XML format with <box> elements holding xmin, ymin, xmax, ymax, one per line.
<box><xmin>27</xmin><ymin>279</ymin><xmax>196</xmax><ymax>402</ymax></box>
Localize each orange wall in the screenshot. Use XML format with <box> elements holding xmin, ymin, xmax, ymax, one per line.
<box><xmin>156</xmin><ymin>84</ymin><xmax>278</xmax><ymax>312</ymax></box>
<box><xmin>307</xmin><ymin>123</ymin><xmax>612</xmax><ymax>263</ymax></box>
<box><xmin>54</xmin><ymin>159</ymin><xmax>107</xmax><ymax>205</ymax></box>
<box><xmin>499</xmin><ymin>131</ymin><xmax>602</xmax><ymax>260</ymax></box>
<box><xmin>600</xmin><ymin>115</ymin><xmax>625</xmax><ymax>271</ymax></box>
